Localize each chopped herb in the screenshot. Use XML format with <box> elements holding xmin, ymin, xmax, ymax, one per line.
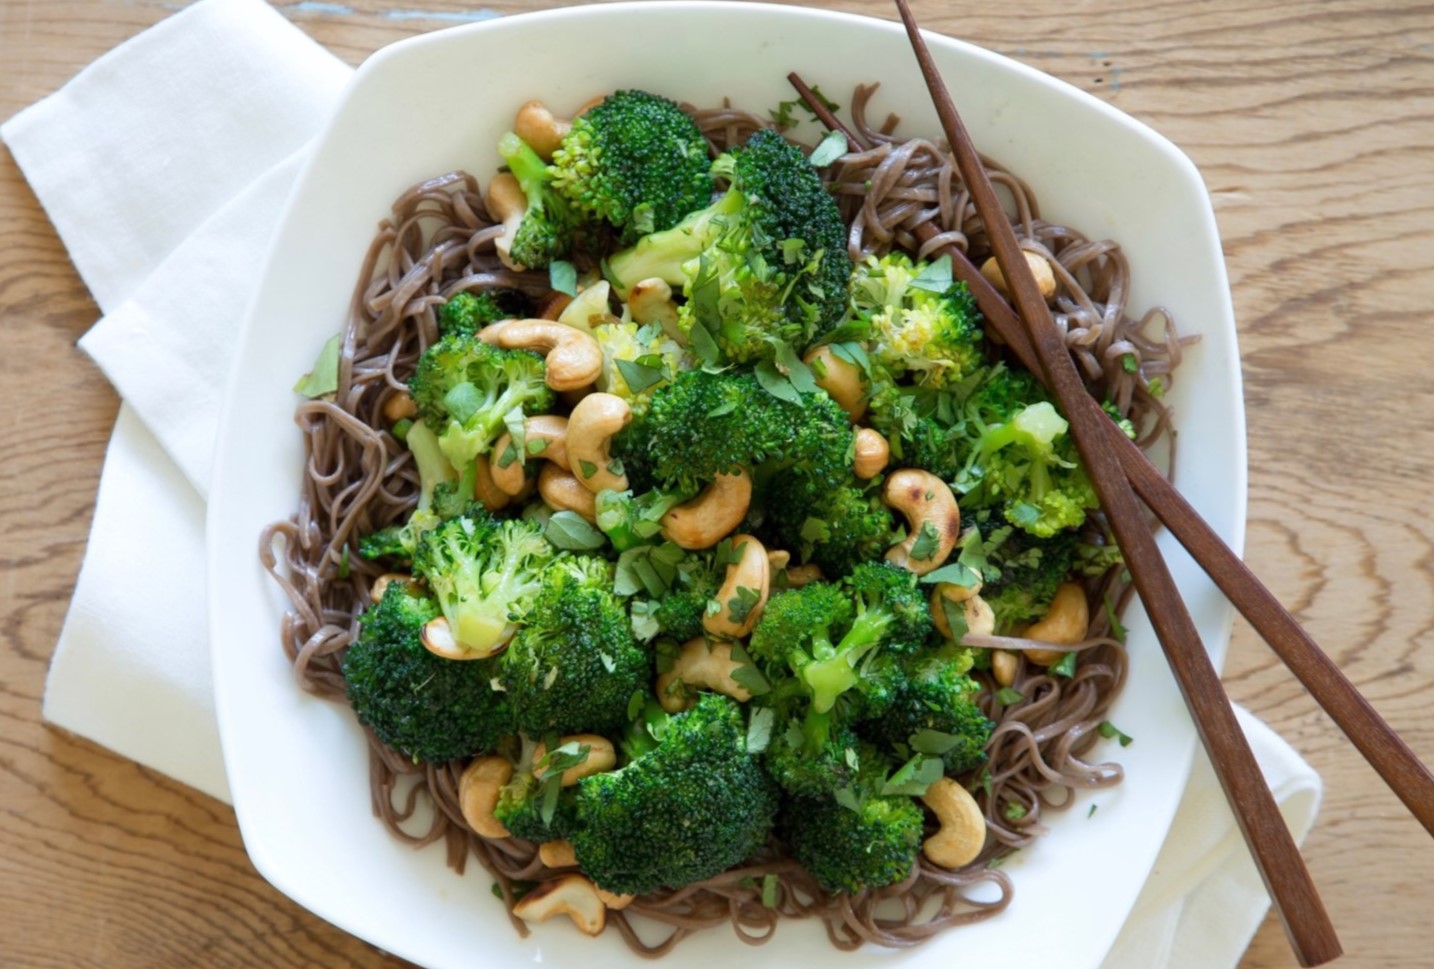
<box><xmin>728</xmin><ymin>643</ymin><xmax>771</xmax><ymax>696</ymax></box>
<box><xmin>1049</xmin><ymin>650</ymin><xmax>1078</xmax><ymax>678</ymax></box>
<box><xmin>615</xmin><ymin>357</ymin><xmax>666</xmax><ymax>394</ymax></box>
<box><xmin>940</xmin><ymin>596</ymin><xmax>969</xmax><ymax>643</ymax></box>
<box><xmin>773</xmin><ymin>341</ymin><xmax>819</xmax><ymax>393</ymax></box>
<box><xmin>746</xmin><ymin>707</ymin><xmax>775</xmax><ymax>753</ymax></box>
<box><xmin>910</xmin><ymin>254</ymin><xmax>954</xmax><ymax>293</ymax></box>
<box><xmin>761</xmin><ymin>873</ymin><xmax>781</xmax><ymax>909</ymax></box>
<box><xmin>626</xmin><ymin>689</ymin><xmax>646</xmax><ymax>721</ymax></box>
<box><xmin>526</xmin><ymin>437</ymin><xmax>548</xmax><ymax>455</ymax></box>
<box><xmin>496</xmin><ymin>440</ymin><xmax>520</xmax><ymax>469</ymax></box>
<box><xmin>391</xmin><ymin>418</ymin><xmax>412</xmax><ymax>441</ymax></box>
<box><xmin>1003</xmin><ymin>801</ymin><xmax>1028</xmax><ymax>821</ymax></box>
<box><xmin>548</xmin><ymin>260</ymin><xmax>578</xmax><ymax>297</ymax></box>
<box><xmin>1147</xmin><ymin>376</ymin><xmax>1166</xmax><ymax>398</ymax></box>
<box><xmin>544</xmin><ymin>511</ymin><xmax>608</xmax><ymax>551</ymax></box>
<box><xmin>1098</xmin><ymin>721</ymin><xmax>1134</xmax><ymax>747</ymax></box>
<box><xmin>336</xmin><ymin>546</ymin><xmax>351</xmax><ymax>580</ymax></box>
<box><xmin>1088</xmin><ymin>803</ymin><xmax>1099</xmax><ymax>818</ymax></box>
<box><xmin>808</xmin><ymin>129</ymin><xmax>849</xmax><ymax>167</ymax></box>
<box><xmin>996</xmin><ymin>687</ymin><xmax>1025</xmax><ymax>706</ymax></box>
<box><xmin>881</xmin><ymin>753</ymin><xmax>944</xmax><ymax>796</ymax></box>
<box><xmin>1121</xmin><ymin>353</ymin><xmax>1139</xmax><ymax>373</ymax></box>
<box><xmin>910</xmin><ymin>729</ymin><xmax>962</xmax><ymax>756</ymax></box>
<box><xmin>578</xmin><ymin>459</ymin><xmax>599</xmax><ymax>479</ymax></box>
<box><xmin>909</xmin><ymin>521</ymin><xmax>942</xmax><ymax>562</ymax></box>
<box><xmin>293</xmin><ymin>333</ymin><xmax>342</xmax><ymax>398</ymax></box>
<box><xmin>753</xmin><ymin>358</ymin><xmax>802</xmax><ymax>403</ymax></box>
<box><xmin>726</xmin><ymin>585</ymin><xmax>761</xmax><ymax>624</ymax></box>
<box><xmin>1103</xmin><ymin>595</ymin><xmax>1128</xmax><ymax>643</ymax></box>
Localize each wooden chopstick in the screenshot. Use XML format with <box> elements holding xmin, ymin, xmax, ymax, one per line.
<box><xmin>788</xmin><ymin>61</ymin><xmax>1434</xmax><ymax>840</ymax></box>
<box><xmin>884</xmin><ymin>2</ymin><xmax>1341</xmax><ymax>963</ymax></box>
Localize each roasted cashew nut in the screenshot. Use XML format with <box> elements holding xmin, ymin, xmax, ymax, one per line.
<box><xmin>783</xmin><ymin>563</ymin><xmax>823</xmax><ymax>589</ymax></box>
<box><xmin>479</xmin><ymin>319</ymin><xmax>603</xmax><ymax>392</ymax></box>
<box><xmin>538</xmin><ymin>463</ymin><xmax>598</xmax><ymax>523</ymax></box>
<box><xmin>656</xmin><ymin>637</ymin><xmax>756</xmax><ymax>713</ymax></box>
<box><xmin>382</xmin><ymin>390</ymin><xmax>417</xmax><ymax>424</ymax></box>
<box><xmin>531</xmin><ymin>734</ymin><xmax>617</xmax><ymax>786</ymax></box>
<box><xmin>491</xmin><ymin>415</ymin><xmax>571</xmax><ymax>496</ymax></box>
<box><xmin>853</xmin><ymin>427</ymin><xmax>891</xmax><ymax>479</ymax></box>
<box><xmin>514</xmin><ymin>100</ymin><xmax>572</xmax><ymax>160</ymax></box>
<box><xmin>512</xmin><ymin>873</ymin><xmax>606</xmax><ymax>936</ymax></box>
<box><xmin>486</xmin><ymin>172</ymin><xmax>528</xmax><ymax>272</ymax></box>
<box><xmin>596</xmin><ymin>888</ymin><xmax>635</xmax><ymax>911</ymax></box>
<box><xmin>921</xmin><ymin>776</ymin><xmax>987</xmax><ymax>869</ymax></box>
<box><xmin>538</xmin><ymin>840</ymin><xmax>578</xmax><ymax>869</ymax></box>
<box><xmin>567</xmin><ymin>393</ymin><xmax>631</xmax><ymax>494</ymax></box>
<box><xmin>660</xmin><ymin>470</ymin><xmax>752</xmax><ymax>550</ymax></box>
<box><xmin>882</xmin><ymin>469</ymin><xmax>961</xmax><ymax>575</ymax></box>
<box><xmin>980</xmin><ymin>250</ymin><xmax>1057</xmax><ymax>300</ymax></box>
<box><xmin>992</xmin><ymin>649</ymin><xmax>1020</xmax><ymax>688</ymax></box>
<box><xmin>1022</xmin><ymin>582</ymin><xmax>1089</xmax><ymax>667</ymax></box>
<box><xmin>369</xmin><ymin>572</ymin><xmax>419</xmax><ymax>604</ymax></box>
<box><xmin>930</xmin><ymin>583</ymin><xmax>995</xmax><ymax>640</ymax></box>
<box><xmin>802</xmin><ymin>345</ymin><xmax>868</xmax><ymax>421</ymax></box>
<box><xmin>421</xmin><ymin>615</ymin><xmax>505</xmax><ymax>661</ymax></box>
<box><xmin>460</xmin><ymin>755</ymin><xmax>514</xmax><ymax>839</ymax></box>
<box><xmin>703</xmin><ymin>535</ymin><xmax>771</xmax><ymax>640</ymax></box>
<box><xmin>473</xmin><ymin>452</ymin><xmax>513</xmax><ymax>512</ymax></box>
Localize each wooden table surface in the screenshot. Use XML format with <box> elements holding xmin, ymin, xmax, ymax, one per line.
<box><xmin>2</xmin><ymin>0</ymin><xmax>1431</xmax><ymax>966</ymax></box>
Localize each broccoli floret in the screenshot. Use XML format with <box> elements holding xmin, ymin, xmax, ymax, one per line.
<box><xmin>966</xmin><ymin>398</ymin><xmax>1097</xmax><ymax>538</ymax></box>
<box><xmin>762</xmin><ymin>476</ymin><xmax>896</xmax><ymax>579</ymax></box>
<box><xmin>780</xmin><ymin>752</ymin><xmax>923</xmax><ymax>894</ymax></box>
<box><xmin>493</xmin><ymin>736</ymin><xmax>584</xmax><ymax>843</ymax></box>
<box><xmin>497</xmin><ymin>132</ymin><xmax>584</xmax><ymax>270</ymax></box>
<box><xmin>549</xmin><ymin>90</ymin><xmax>714</xmax><ymax>245</ymax></box>
<box><xmin>342</xmin><ymin>581</ymin><xmax>510</xmax><ymax>762</ymax></box>
<box><xmin>972</xmin><ymin>514</ymin><xmax>1081</xmax><ymax>631</ymax></box>
<box><xmin>358</xmin><ymin>419</ymin><xmax>459</xmax><ymax>561</ymax></box>
<box><xmin>851</xmin><ymin>253</ymin><xmax>985</xmax><ymax>386</ymax></box>
<box><xmin>874</xmin><ymin>647</ymin><xmax>993</xmax><ymax>775</ymax></box>
<box><xmin>408</xmin><ymin>331</ymin><xmax>554</xmax><ymax>472</ymax></box>
<box><xmin>437</xmin><ymin>290</ymin><xmax>527</xmax><ymax>338</ymax></box>
<box><xmin>590</xmin><ymin>319</ymin><xmax>686</xmax><ymax>416</ymax></box>
<box><xmin>630</xmin><ymin>547</ymin><xmax>720</xmax><ymax>642</ymax></box>
<box><xmin>607</xmin><ymin>129</ymin><xmax>851</xmax><ymax>362</ymax></box>
<box><xmin>641</xmin><ymin>368</ymin><xmax>853</xmax><ymax>492</ymax></box>
<box><xmin>845</xmin><ymin>561</ymin><xmax>933</xmax><ymax>646</ymax></box>
<box><xmin>763</xmin><ymin>716</ymin><xmax>861</xmax><ymax>799</ymax></box>
<box><xmin>411</xmin><ymin>511</ymin><xmax>555</xmax><ymax>656</ymax></box>
<box><xmin>499</xmin><ymin>556</ymin><xmax>649</xmax><ymax>736</ymax></box>
<box><xmin>570</xmin><ymin>694</ymin><xmax>778</xmax><ymax>895</ymax></box>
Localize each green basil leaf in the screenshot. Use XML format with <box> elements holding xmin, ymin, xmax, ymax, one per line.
<box><xmin>808</xmin><ymin>129</ymin><xmax>849</xmax><ymax>167</ymax></box>
<box><xmin>745</xmin><ymin>707</ymin><xmax>775</xmax><ymax>754</ymax></box>
<box><xmin>615</xmin><ymin>357</ymin><xmax>667</xmax><ymax>394</ymax></box>
<box><xmin>909</xmin><ymin>254</ymin><xmax>954</xmax><ymax>293</ymax></box>
<box><xmin>549</xmin><ymin>260</ymin><xmax>578</xmax><ymax>297</ymax></box>
<box><xmin>881</xmin><ymin>753</ymin><xmax>945</xmax><ymax>796</ymax></box>
<box><xmin>544</xmin><ymin>511</ymin><xmax>607</xmax><ymax>551</ymax></box>
<box><xmin>293</xmin><ymin>333</ymin><xmax>342</xmax><ymax>398</ymax></box>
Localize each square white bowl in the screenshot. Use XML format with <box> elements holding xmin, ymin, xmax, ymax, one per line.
<box><xmin>208</xmin><ymin>4</ymin><xmax>1245</xmax><ymax>969</ymax></box>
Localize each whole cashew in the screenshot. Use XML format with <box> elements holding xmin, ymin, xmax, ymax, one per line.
<box><xmin>802</xmin><ymin>345</ymin><xmax>867</xmax><ymax>420</ymax></box>
<box><xmin>531</xmin><ymin>734</ymin><xmax>617</xmax><ymax>786</ymax></box>
<box><xmin>514</xmin><ymin>100</ymin><xmax>572</xmax><ymax>160</ymax></box>
<box><xmin>656</xmin><ymin>637</ymin><xmax>755</xmax><ymax>713</ymax></box>
<box><xmin>421</xmin><ymin>615</ymin><xmax>505</xmax><ymax>661</ymax></box>
<box><xmin>490</xmin><ymin>415</ymin><xmax>570</xmax><ymax>496</ymax></box>
<box><xmin>853</xmin><ymin>427</ymin><xmax>890</xmax><ymax>479</ymax></box>
<box><xmin>382</xmin><ymin>390</ymin><xmax>417</xmax><ymax>424</ymax></box>
<box><xmin>596</xmin><ymin>888</ymin><xmax>635</xmax><ymax>911</ymax></box>
<box><xmin>567</xmin><ymin>393</ymin><xmax>631</xmax><ymax>494</ymax></box>
<box><xmin>369</xmin><ymin>572</ymin><xmax>418</xmax><ymax>604</ymax></box>
<box><xmin>1023</xmin><ymin>582</ymin><xmax>1089</xmax><ymax>667</ymax></box>
<box><xmin>980</xmin><ymin>250</ymin><xmax>1057</xmax><ymax>301</ymax></box>
<box><xmin>882</xmin><ymin>469</ymin><xmax>962</xmax><ymax>575</ymax></box>
<box><xmin>512</xmin><ymin>873</ymin><xmax>606</xmax><ymax>936</ymax></box>
<box><xmin>486</xmin><ymin>173</ymin><xmax>527</xmax><ymax>272</ymax></box>
<box><xmin>538</xmin><ymin>840</ymin><xmax>578</xmax><ymax>869</ymax></box>
<box><xmin>479</xmin><ymin>319</ymin><xmax>603</xmax><ymax>392</ymax></box>
<box><xmin>703</xmin><ymin>535</ymin><xmax>771</xmax><ymax>640</ymax></box>
<box><xmin>992</xmin><ymin>649</ymin><xmax>1020</xmax><ymax>688</ymax></box>
<box><xmin>930</xmin><ymin>585</ymin><xmax>996</xmax><ymax>640</ymax></box>
<box><xmin>921</xmin><ymin>776</ymin><xmax>987</xmax><ymax>869</ymax></box>
<box><xmin>783</xmin><ymin>563</ymin><xmax>824</xmax><ymax>588</ymax></box>
<box><xmin>660</xmin><ymin>470</ymin><xmax>752</xmax><ymax>550</ymax></box>
<box><xmin>473</xmin><ymin>453</ymin><xmax>513</xmax><ymax>512</ymax></box>
<box><xmin>538</xmin><ymin>462</ymin><xmax>598</xmax><ymax>523</ymax></box>
<box><xmin>459</xmin><ymin>755</ymin><xmax>514</xmax><ymax>839</ymax></box>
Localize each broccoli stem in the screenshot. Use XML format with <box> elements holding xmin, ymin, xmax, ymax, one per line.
<box><xmin>801</xmin><ymin>609</ymin><xmax>892</xmax><ymax>713</ymax></box>
<box><xmin>605</xmin><ymin>189</ymin><xmax>743</xmax><ymax>295</ymax></box>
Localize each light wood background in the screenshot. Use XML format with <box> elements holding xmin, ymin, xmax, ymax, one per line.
<box><xmin>2</xmin><ymin>0</ymin><xmax>1431</xmax><ymax>966</ymax></box>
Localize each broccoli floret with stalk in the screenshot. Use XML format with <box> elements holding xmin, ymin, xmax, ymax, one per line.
<box><xmin>549</xmin><ymin>90</ymin><xmax>714</xmax><ymax>245</ymax></box>
<box><xmin>411</xmin><ymin>511</ymin><xmax>555</xmax><ymax>656</ymax></box>
<box><xmin>629</xmin><ymin>546</ymin><xmax>720</xmax><ymax>642</ymax></box>
<box><xmin>499</xmin><ymin>556</ymin><xmax>649</xmax><ymax>736</ymax></box>
<box><xmin>965</xmin><ymin>398</ymin><xmax>1097</xmax><ymax>538</ymax></box>
<box><xmin>640</xmin><ymin>368</ymin><xmax>853</xmax><ymax>493</ymax></box>
<box><xmin>874</xmin><ymin>647</ymin><xmax>993</xmax><ymax>775</ymax></box>
<box><xmin>850</xmin><ymin>252</ymin><xmax>985</xmax><ymax>386</ymax></box>
<box><xmin>437</xmin><ymin>290</ymin><xmax>527</xmax><ymax>338</ymax></box>
<box><xmin>493</xmin><ymin>735</ymin><xmax>584</xmax><ymax>843</ymax></box>
<box><xmin>358</xmin><ymin>418</ymin><xmax>457</xmax><ymax>560</ymax></box>
<box><xmin>606</xmin><ymin>129</ymin><xmax>851</xmax><ymax>362</ymax></box>
<box><xmin>342</xmin><ymin>581</ymin><xmax>510</xmax><ymax>763</ymax></box>
<box><xmin>780</xmin><ymin>752</ymin><xmax>924</xmax><ymax>894</ymax></box>
<box><xmin>497</xmin><ymin>131</ymin><xmax>583</xmax><ymax>270</ymax></box>
<box><xmin>570</xmin><ymin>694</ymin><xmax>778</xmax><ymax>895</ymax></box>
<box><xmin>408</xmin><ymin>331</ymin><xmax>554</xmax><ymax>472</ymax></box>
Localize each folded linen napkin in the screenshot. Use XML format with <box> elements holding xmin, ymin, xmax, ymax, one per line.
<box><xmin>2</xmin><ymin>0</ymin><xmax>1321</xmax><ymax>964</ymax></box>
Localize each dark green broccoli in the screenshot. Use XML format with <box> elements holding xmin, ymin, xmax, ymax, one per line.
<box><xmin>436</xmin><ymin>290</ymin><xmax>528</xmax><ymax>338</ymax></box>
<box><xmin>763</xmin><ymin>715</ymin><xmax>861</xmax><ymax>799</ymax></box>
<box><xmin>762</xmin><ymin>476</ymin><xmax>895</xmax><ymax>580</ymax></box>
<box><xmin>971</xmin><ymin>513</ymin><xmax>1081</xmax><ymax>631</ymax></box>
<box><xmin>640</xmin><ymin>368</ymin><xmax>853</xmax><ymax>493</ymax></box>
<box><xmin>342</xmin><ymin>581</ymin><xmax>509</xmax><ymax>763</ymax></box>
<box><xmin>411</xmin><ymin>511</ymin><xmax>555</xmax><ymax>657</ymax></box>
<box><xmin>493</xmin><ymin>736</ymin><xmax>584</xmax><ymax>843</ymax></box>
<box><xmin>850</xmin><ymin>252</ymin><xmax>985</xmax><ymax>386</ymax></box>
<box><xmin>499</xmin><ymin>556</ymin><xmax>649</xmax><ymax>736</ymax></box>
<box><xmin>408</xmin><ymin>331</ymin><xmax>554</xmax><ymax>472</ymax></box>
<box><xmin>873</xmin><ymin>647</ymin><xmax>993</xmax><ymax>775</ymax></box>
<box><xmin>780</xmin><ymin>750</ymin><xmax>924</xmax><ymax>894</ymax></box>
<box><xmin>358</xmin><ymin>418</ymin><xmax>458</xmax><ymax>560</ymax></box>
<box><xmin>497</xmin><ymin>132</ymin><xmax>581</xmax><ymax>270</ymax></box>
<box><xmin>549</xmin><ymin>90</ymin><xmax>714</xmax><ymax>244</ymax></box>
<box><xmin>630</xmin><ymin>547</ymin><xmax>720</xmax><ymax>643</ymax></box>
<box><xmin>606</xmin><ymin>129</ymin><xmax>851</xmax><ymax>362</ymax></box>
<box><xmin>569</xmin><ymin>694</ymin><xmax>778</xmax><ymax>895</ymax></box>
<box><xmin>594</xmin><ymin>486</ymin><xmax>690</xmax><ymax>554</ymax></box>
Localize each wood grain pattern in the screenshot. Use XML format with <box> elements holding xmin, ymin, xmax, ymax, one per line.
<box><xmin>1</xmin><ymin>1</ymin><xmax>1431</xmax><ymax>967</ymax></box>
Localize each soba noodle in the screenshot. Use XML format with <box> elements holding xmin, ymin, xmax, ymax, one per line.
<box><xmin>260</xmin><ymin>86</ymin><xmax>1187</xmax><ymax>955</ymax></box>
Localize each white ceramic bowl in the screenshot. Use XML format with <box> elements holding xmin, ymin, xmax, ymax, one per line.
<box><xmin>208</xmin><ymin>4</ymin><xmax>1245</xmax><ymax>969</ymax></box>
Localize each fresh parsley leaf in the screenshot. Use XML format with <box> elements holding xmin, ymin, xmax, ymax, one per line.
<box><xmin>773</xmin><ymin>341</ymin><xmax>819</xmax><ymax>394</ymax></box>
<box><xmin>578</xmin><ymin>459</ymin><xmax>599</xmax><ymax>479</ymax></box>
<box><xmin>544</xmin><ymin>511</ymin><xmax>607</xmax><ymax>551</ymax></box>
<box><xmin>615</xmin><ymin>357</ymin><xmax>666</xmax><ymax>394</ymax></box>
<box><xmin>909</xmin><ymin>729</ymin><xmax>962</xmax><ymax>756</ymax></box>
<box><xmin>293</xmin><ymin>333</ymin><xmax>342</xmax><ymax>398</ymax></box>
<box><xmin>881</xmin><ymin>753</ymin><xmax>945</xmax><ymax>796</ymax></box>
<box><xmin>940</xmin><ymin>596</ymin><xmax>970</xmax><ymax>642</ymax></box>
<box><xmin>727</xmin><ymin>643</ymin><xmax>771</xmax><ymax>697</ymax></box>
<box><xmin>909</xmin><ymin>521</ymin><xmax>942</xmax><ymax>562</ymax></box>
<box><xmin>1048</xmin><ymin>650</ymin><xmax>1078</xmax><ymax>678</ymax></box>
<box><xmin>726</xmin><ymin>585</ymin><xmax>761</xmax><ymax>624</ymax></box>
<box><xmin>753</xmin><ymin>358</ymin><xmax>802</xmax><ymax>403</ymax></box>
<box><xmin>910</xmin><ymin>254</ymin><xmax>954</xmax><ymax>293</ymax></box>
<box><xmin>548</xmin><ymin>260</ymin><xmax>578</xmax><ymax>297</ymax></box>
<box><xmin>1098</xmin><ymin>721</ymin><xmax>1134</xmax><ymax>747</ymax></box>
<box><xmin>919</xmin><ymin>561</ymin><xmax>982</xmax><ymax>587</ymax></box>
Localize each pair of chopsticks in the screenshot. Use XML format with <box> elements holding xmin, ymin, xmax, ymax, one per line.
<box><xmin>784</xmin><ymin>2</ymin><xmax>1434</xmax><ymax>964</ymax></box>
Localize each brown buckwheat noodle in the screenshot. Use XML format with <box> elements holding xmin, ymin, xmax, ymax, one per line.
<box><xmin>259</xmin><ymin>88</ymin><xmax>1190</xmax><ymax>955</ymax></box>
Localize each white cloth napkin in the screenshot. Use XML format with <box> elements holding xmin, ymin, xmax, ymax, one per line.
<box><xmin>3</xmin><ymin>1</ymin><xmax>1321</xmax><ymax>964</ymax></box>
